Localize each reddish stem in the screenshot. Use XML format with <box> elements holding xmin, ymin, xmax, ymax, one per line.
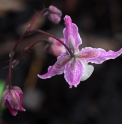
<box><xmin>13</xmin><ymin>8</ymin><xmax>49</xmax><ymax>52</ymax></box>
<box><xmin>8</xmin><ymin>8</ymin><xmax>49</xmax><ymax>88</ymax></box>
<box><xmin>8</xmin><ymin>56</ymin><xmax>13</xmax><ymax>89</ymax></box>
<box><xmin>27</xmin><ymin>8</ymin><xmax>49</xmax><ymax>30</ymax></box>
<box><xmin>28</xmin><ymin>30</ymin><xmax>74</xmax><ymax>57</ymax></box>
<box><xmin>13</xmin><ymin>40</ymin><xmax>48</xmax><ymax>67</ymax></box>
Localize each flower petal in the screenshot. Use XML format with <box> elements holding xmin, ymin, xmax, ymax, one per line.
<box><xmin>64</xmin><ymin>59</ymin><xmax>83</xmax><ymax>88</ymax></box>
<box><xmin>80</xmin><ymin>60</ymin><xmax>94</xmax><ymax>81</ymax></box>
<box><xmin>38</xmin><ymin>54</ymin><xmax>70</xmax><ymax>79</ymax></box>
<box><xmin>79</xmin><ymin>47</ymin><xmax>122</xmax><ymax>64</ymax></box>
<box><xmin>12</xmin><ymin>86</ymin><xmax>25</xmax><ymax>111</ymax></box>
<box><xmin>63</xmin><ymin>15</ymin><xmax>82</xmax><ymax>53</ymax></box>
<box><xmin>5</xmin><ymin>100</ymin><xmax>18</xmax><ymax>116</ymax></box>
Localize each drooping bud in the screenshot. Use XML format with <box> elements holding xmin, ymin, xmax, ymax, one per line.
<box><xmin>44</xmin><ymin>5</ymin><xmax>62</xmax><ymax>24</ymax></box>
<box><xmin>44</xmin><ymin>37</ymin><xmax>66</xmax><ymax>56</ymax></box>
<box><xmin>2</xmin><ymin>85</ymin><xmax>25</xmax><ymax>116</ymax></box>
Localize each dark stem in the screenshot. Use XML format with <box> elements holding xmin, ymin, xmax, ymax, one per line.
<box><xmin>7</xmin><ymin>8</ymin><xmax>49</xmax><ymax>88</ymax></box>
<box><xmin>27</xmin><ymin>29</ymin><xmax>74</xmax><ymax>57</ymax></box>
<box><xmin>13</xmin><ymin>31</ymin><xmax>28</xmax><ymax>52</ymax></box>
<box><xmin>8</xmin><ymin>56</ymin><xmax>13</xmax><ymax>89</ymax></box>
<box><xmin>13</xmin><ymin>8</ymin><xmax>49</xmax><ymax>52</ymax></box>
<box><xmin>13</xmin><ymin>40</ymin><xmax>48</xmax><ymax>67</ymax></box>
<box><xmin>27</xmin><ymin>8</ymin><xmax>49</xmax><ymax>30</ymax></box>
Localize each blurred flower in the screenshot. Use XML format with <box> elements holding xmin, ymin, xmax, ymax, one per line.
<box><xmin>45</xmin><ymin>37</ymin><xmax>66</xmax><ymax>56</ymax></box>
<box><xmin>38</xmin><ymin>15</ymin><xmax>122</xmax><ymax>88</ymax></box>
<box><xmin>2</xmin><ymin>85</ymin><xmax>25</xmax><ymax>116</ymax></box>
<box><xmin>44</xmin><ymin>5</ymin><xmax>62</xmax><ymax>24</ymax></box>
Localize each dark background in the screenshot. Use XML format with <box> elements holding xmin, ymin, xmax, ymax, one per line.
<box><xmin>0</xmin><ymin>0</ymin><xmax>122</xmax><ymax>124</ymax></box>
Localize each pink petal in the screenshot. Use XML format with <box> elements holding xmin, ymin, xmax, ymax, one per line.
<box><xmin>5</xmin><ymin>100</ymin><xmax>18</xmax><ymax>116</ymax></box>
<box><xmin>79</xmin><ymin>47</ymin><xmax>122</xmax><ymax>64</ymax></box>
<box><xmin>12</xmin><ymin>87</ymin><xmax>25</xmax><ymax>111</ymax></box>
<box><xmin>10</xmin><ymin>109</ymin><xmax>18</xmax><ymax>116</ymax></box>
<box><xmin>9</xmin><ymin>90</ymin><xmax>20</xmax><ymax>110</ymax></box>
<box><xmin>38</xmin><ymin>54</ymin><xmax>70</xmax><ymax>79</ymax></box>
<box><xmin>63</xmin><ymin>15</ymin><xmax>82</xmax><ymax>53</ymax></box>
<box><xmin>64</xmin><ymin>59</ymin><xmax>83</xmax><ymax>88</ymax></box>
<box><xmin>16</xmin><ymin>91</ymin><xmax>25</xmax><ymax>111</ymax></box>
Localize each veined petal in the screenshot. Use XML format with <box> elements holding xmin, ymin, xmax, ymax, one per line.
<box><xmin>38</xmin><ymin>54</ymin><xmax>70</xmax><ymax>79</ymax></box>
<box><xmin>80</xmin><ymin>60</ymin><xmax>94</xmax><ymax>81</ymax></box>
<box><xmin>64</xmin><ymin>59</ymin><xmax>83</xmax><ymax>88</ymax></box>
<box><xmin>79</xmin><ymin>47</ymin><xmax>122</xmax><ymax>64</ymax></box>
<box><xmin>63</xmin><ymin>15</ymin><xmax>82</xmax><ymax>53</ymax></box>
<box><xmin>12</xmin><ymin>86</ymin><xmax>25</xmax><ymax>111</ymax></box>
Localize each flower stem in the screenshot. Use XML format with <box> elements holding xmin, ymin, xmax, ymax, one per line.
<box><xmin>13</xmin><ymin>40</ymin><xmax>48</xmax><ymax>67</ymax></box>
<box><xmin>27</xmin><ymin>8</ymin><xmax>49</xmax><ymax>30</ymax></box>
<box><xmin>7</xmin><ymin>8</ymin><xmax>49</xmax><ymax>87</ymax></box>
<box><xmin>13</xmin><ymin>8</ymin><xmax>49</xmax><ymax>52</ymax></box>
<box><xmin>28</xmin><ymin>29</ymin><xmax>75</xmax><ymax>57</ymax></box>
<box><xmin>8</xmin><ymin>56</ymin><xmax>13</xmax><ymax>90</ymax></box>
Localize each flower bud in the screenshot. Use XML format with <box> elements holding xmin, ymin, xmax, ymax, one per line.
<box><xmin>44</xmin><ymin>5</ymin><xmax>62</xmax><ymax>24</ymax></box>
<box><xmin>49</xmin><ymin>5</ymin><xmax>62</xmax><ymax>16</ymax></box>
<box><xmin>2</xmin><ymin>85</ymin><xmax>25</xmax><ymax>116</ymax></box>
<box><xmin>45</xmin><ymin>37</ymin><xmax>66</xmax><ymax>56</ymax></box>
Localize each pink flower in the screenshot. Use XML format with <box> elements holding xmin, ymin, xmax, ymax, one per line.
<box><xmin>45</xmin><ymin>37</ymin><xmax>66</xmax><ymax>56</ymax></box>
<box><xmin>38</xmin><ymin>15</ymin><xmax>122</xmax><ymax>88</ymax></box>
<box><xmin>2</xmin><ymin>85</ymin><xmax>25</xmax><ymax>116</ymax></box>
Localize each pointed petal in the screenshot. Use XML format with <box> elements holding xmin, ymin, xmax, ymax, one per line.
<box><xmin>38</xmin><ymin>54</ymin><xmax>70</xmax><ymax>79</ymax></box>
<box><xmin>5</xmin><ymin>100</ymin><xmax>18</xmax><ymax>116</ymax></box>
<box><xmin>79</xmin><ymin>47</ymin><xmax>122</xmax><ymax>64</ymax></box>
<box><xmin>64</xmin><ymin>59</ymin><xmax>83</xmax><ymax>88</ymax></box>
<box><xmin>9</xmin><ymin>109</ymin><xmax>18</xmax><ymax>116</ymax></box>
<box><xmin>9</xmin><ymin>90</ymin><xmax>20</xmax><ymax>110</ymax></box>
<box><xmin>19</xmin><ymin>105</ymin><xmax>25</xmax><ymax>111</ymax></box>
<box><xmin>17</xmin><ymin>91</ymin><xmax>25</xmax><ymax>111</ymax></box>
<box><xmin>12</xmin><ymin>86</ymin><xmax>25</xmax><ymax>111</ymax></box>
<box><xmin>63</xmin><ymin>15</ymin><xmax>82</xmax><ymax>53</ymax></box>
<box><xmin>80</xmin><ymin>60</ymin><xmax>94</xmax><ymax>81</ymax></box>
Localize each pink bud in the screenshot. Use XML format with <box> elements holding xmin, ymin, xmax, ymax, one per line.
<box><xmin>2</xmin><ymin>85</ymin><xmax>25</xmax><ymax>116</ymax></box>
<box><xmin>45</xmin><ymin>37</ymin><xmax>66</xmax><ymax>56</ymax></box>
<box><xmin>49</xmin><ymin>5</ymin><xmax>62</xmax><ymax>16</ymax></box>
<box><xmin>44</xmin><ymin>5</ymin><xmax>62</xmax><ymax>24</ymax></box>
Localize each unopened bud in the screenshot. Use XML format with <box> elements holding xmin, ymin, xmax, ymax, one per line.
<box><xmin>44</xmin><ymin>5</ymin><xmax>62</xmax><ymax>24</ymax></box>
<box><xmin>44</xmin><ymin>37</ymin><xmax>66</xmax><ymax>56</ymax></box>
<box><xmin>2</xmin><ymin>85</ymin><xmax>25</xmax><ymax>116</ymax></box>
<box><xmin>49</xmin><ymin>5</ymin><xmax>62</xmax><ymax>16</ymax></box>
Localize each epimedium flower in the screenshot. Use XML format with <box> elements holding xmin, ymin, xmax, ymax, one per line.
<box><xmin>38</xmin><ymin>15</ymin><xmax>122</xmax><ymax>88</ymax></box>
<box><xmin>45</xmin><ymin>37</ymin><xmax>66</xmax><ymax>56</ymax></box>
<box><xmin>2</xmin><ymin>85</ymin><xmax>25</xmax><ymax>116</ymax></box>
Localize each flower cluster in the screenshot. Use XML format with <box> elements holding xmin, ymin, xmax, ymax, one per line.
<box><xmin>2</xmin><ymin>5</ymin><xmax>122</xmax><ymax>116</ymax></box>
